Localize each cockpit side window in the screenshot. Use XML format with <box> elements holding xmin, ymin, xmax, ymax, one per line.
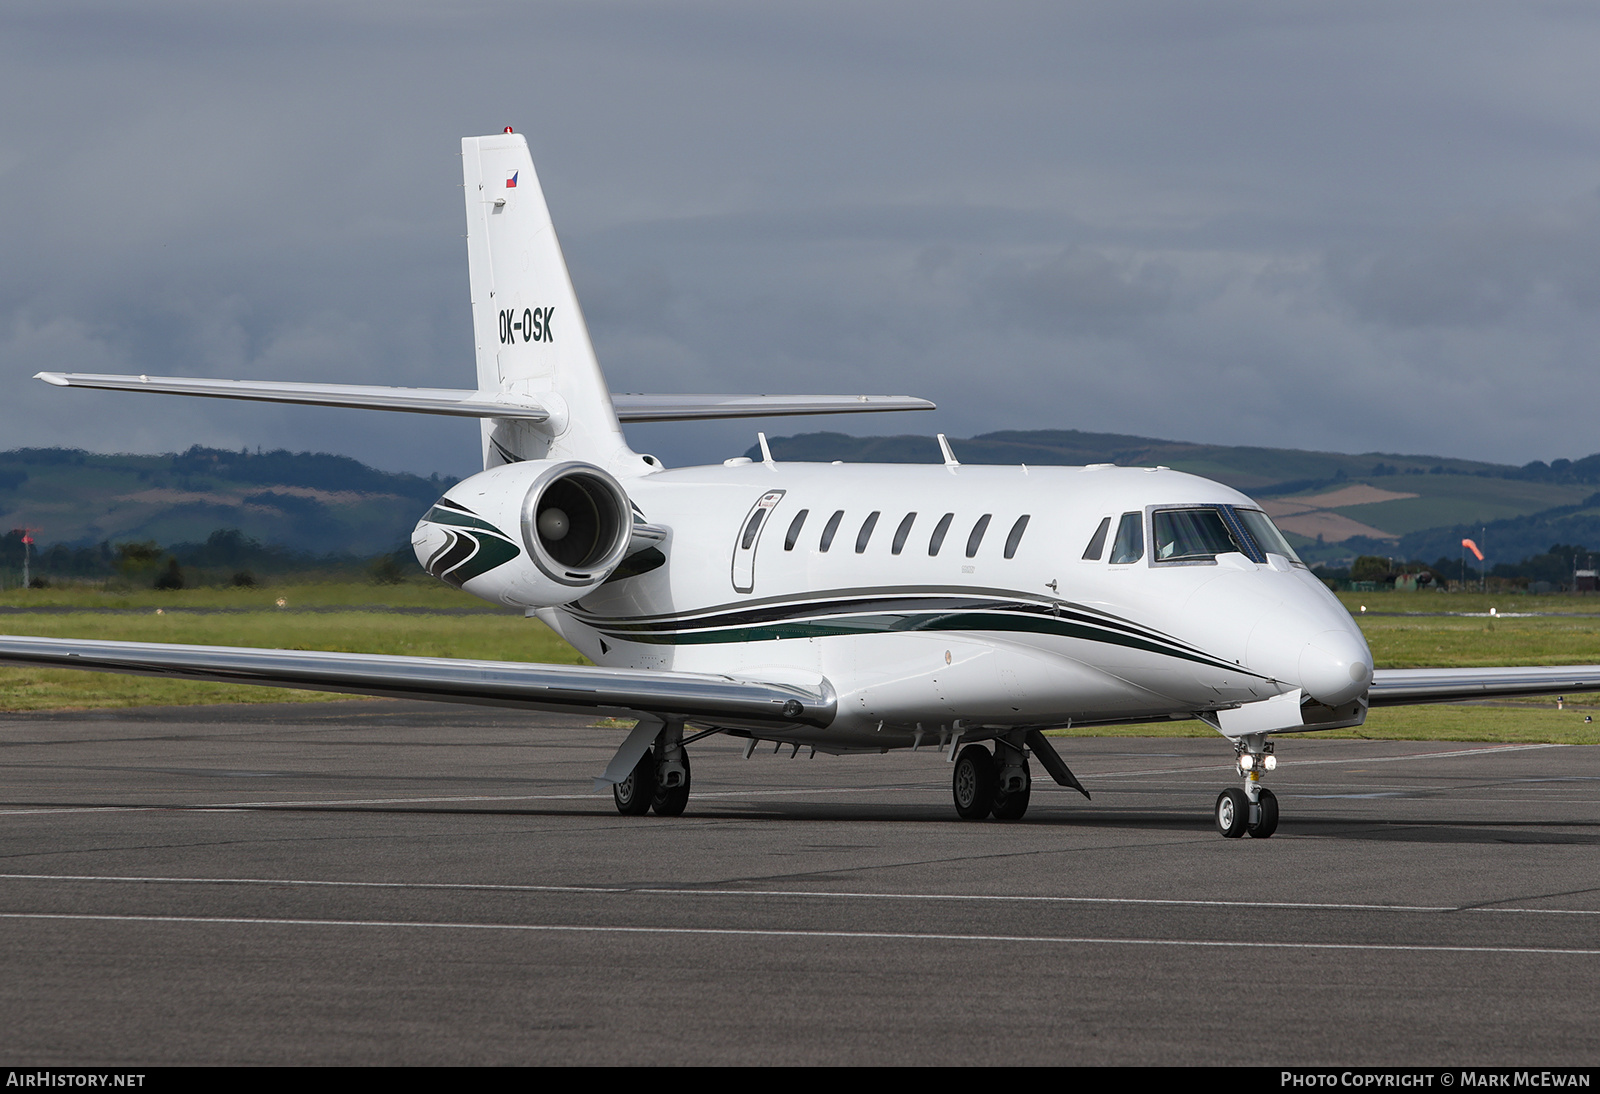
<box><xmin>1082</xmin><ymin>516</ymin><xmax>1111</xmax><ymax>561</ymax></box>
<box><xmin>1152</xmin><ymin>507</ymin><xmax>1247</xmax><ymax>563</ymax></box>
<box><xmin>1108</xmin><ymin>512</ymin><xmax>1144</xmax><ymax>564</ymax></box>
<box><xmin>1234</xmin><ymin>508</ymin><xmax>1304</xmax><ymax>565</ymax></box>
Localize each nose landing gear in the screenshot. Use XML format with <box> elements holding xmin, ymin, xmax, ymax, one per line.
<box><xmin>1216</xmin><ymin>735</ymin><xmax>1278</xmax><ymax>838</ymax></box>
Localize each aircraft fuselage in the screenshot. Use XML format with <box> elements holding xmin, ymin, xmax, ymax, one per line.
<box><xmin>433</xmin><ymin>459</ymin><xmax>1372</xmax><ymax>752</ymax></box>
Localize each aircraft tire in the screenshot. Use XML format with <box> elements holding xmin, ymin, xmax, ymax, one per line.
<box><xmin>991</xmin><ymin>782</ymin><xmax>1031</xmax><ymax>821</ymax></box>
<box><xmin>613</xmin><ymin>752</ymin><xmax>657</xmax><ymax>816</ymax></box>
<box><xmin>652</xmin><ymin>751</ymin><xmax>692</xmax><ymax>817</ymax></box>
<box><xmin>991</xmin><ymin>758</ymin><xmax>1032</xmax><ymax>820</ymax></box>
<box><xmin>953</xmin><ymin>744</ymin><xmax>997</xmax><ymax>820</ymax></box>
<box><xmin>1215</xmin><ymin>787</ymin><xmax>1249</xmax><ymax>838</ymax></box>
<box><xmin>1247</xmin><ymin>787</ymin><xmax>1278</xmax><ymax>838</ymax></box>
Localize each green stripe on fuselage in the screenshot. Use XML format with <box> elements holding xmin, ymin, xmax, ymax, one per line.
<box><xmin>589</xmin><ymin>609</ymin><xmax>1245</xmax><ymax>674</ymax></box>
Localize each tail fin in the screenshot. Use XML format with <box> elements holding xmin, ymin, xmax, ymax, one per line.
<box><xmin>462</xmin><ymin>132</ymin><xmax>637</xmax><ymax>472</ymax></box>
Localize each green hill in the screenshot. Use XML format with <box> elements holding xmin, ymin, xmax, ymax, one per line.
<box><xmin>0</xmin><ymin>446</ymin><xmax>457</xmax><ymax>558</ymax></box>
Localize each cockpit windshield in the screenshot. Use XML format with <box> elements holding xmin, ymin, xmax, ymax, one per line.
<box><xmin>1234</xmin><ymin>508</ymin><xmax>1303</xmax><ymax>564</ymax></box>
<box><xmin>1153</xmin><ymin>508</ymin><xmax>1247</xmax><ymax>562</ymax></box>
<box><xmin>1148</xmin><ymin>505</ymin><xmax>1304</xmax><ymax>566</ymax></box>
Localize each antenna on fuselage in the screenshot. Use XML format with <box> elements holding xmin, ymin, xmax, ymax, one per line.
<box><xmin>937</xmin><ymin>433</ymin><xmax>960</xmax><ymax>469</ymax></box>
<box><xmin>757</xmin><ymin>432</ymin><xmax>775</xmax><ymax>467</ymax></box>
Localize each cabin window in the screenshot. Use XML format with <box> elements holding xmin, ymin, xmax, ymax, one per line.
<box><xmin>1082</xmin><ymin>516</ymin><xmax>1111</xmax><ymax>560</ymax></box>
<box><xmin>965</xmin><ymin>514</ymin><xmax>992</xmax><ymax>558</ymax></box>
<box><xmin>891</xmin><ymin>513</ymin><xmax>917</xmax><ymax>555</ymax></box>
<box><xmin>740</xmin><ymin>509</ymin><xmax>767</xmax><ymax>550</ymax></box>
<box><xmin>855</xmin><ymin>511</ymin><xmax>881</xmax><ymax>553</ymax></box>
<box><xmin>1003</xmin><ymin>515</ymin><xmax>1030</xmax><ymax>559</ymax></box>
<box><xmin>1152</xmin><ymin>507</ymin><xmax>1247</xmax><ymax>563</ymax></box>
<box><xmin>1109</xmin><ymin>512</ymin><xmax>1144</xmax><ymax>564</ymax></box>
<box><xmin>928</xmin><ymin>513</ymin><xmax>955</xmax><ymax>556</ymax></box>
<box><xmin>784</xmin><ymin>509</ymin><xmax>809</xmax><ymax>551</ymax></box>
<box><xmin>819</xmin><ymin>510</ymin><xmax>845</xmax><ymax>552</ymax></box>
<box><xmin>1234</xmin><ymin>508</ymin><xmax>1304</xmax><ymax>565</ymax></box>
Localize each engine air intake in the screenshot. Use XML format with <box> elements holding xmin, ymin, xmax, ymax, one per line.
<box><xmin>521</xmin><ymin>463</ymin><xmax>632</xmax><ymax>585</ymax></box>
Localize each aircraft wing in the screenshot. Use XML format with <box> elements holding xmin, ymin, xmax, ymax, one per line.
<box><xmin>35</xmin><ymin>373</ymin><xmax>933</xmax><ymax>422</ymax></box>
<box><xmin>1368</xmin><ymin>666</ymin><xmax>1600</xmax><ymax>705</ymax></box>
<box><xmin>0</xmin><ymin>635</ymin><xmax>834</xmax><ymax>729</ymax></box>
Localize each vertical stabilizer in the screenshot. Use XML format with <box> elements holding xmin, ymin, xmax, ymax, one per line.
<box><xmin>462</xmin><ymin>133</ymin><xmax>636</xmax><ymax>472</ymax></box>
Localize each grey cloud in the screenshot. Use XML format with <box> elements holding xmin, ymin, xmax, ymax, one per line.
<box><xmin>1323</xmin><ymin>193</ymin><xmax>1600</xmax><ymax>328</ymax></box>
<box><xmin>6</xmin><ymin>2</ymin><xmax>1600</xmax><ymax>478</ymax></box>
<box><xmin>983</xmin><ymin>247</ymin><xmax>1181</xmax><ymax>335</ymax></box>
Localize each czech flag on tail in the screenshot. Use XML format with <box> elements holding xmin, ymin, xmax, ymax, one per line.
<box><xmin>506</xmin><ymin>171</ymin><xmax>518</xmax><ymax>189</ymax></box>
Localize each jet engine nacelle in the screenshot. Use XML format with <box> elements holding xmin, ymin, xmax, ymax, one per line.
<box><xmin>412</xmin><ymin>460</ymin><xmax>633</xmax><ymax>608</ymax></box>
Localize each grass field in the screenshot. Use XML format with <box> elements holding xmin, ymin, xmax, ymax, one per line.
<box><xmin>0</xmin><ymin>582</ymin><xmax>481</xmax><ymax>612</ymax></box>
<box><xmin>0</xmin><ymin>582</ymin><xmax>583</xmax><ymax>710</ymax></box>
<box><xmin>4</xmin><ymin>584</ymin><xmax>1600</xmax><ymax>743</ymax></box>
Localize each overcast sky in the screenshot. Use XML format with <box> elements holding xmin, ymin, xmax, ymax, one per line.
<box><xmin>4</xmin><ymin>1</ymin><xmax>1600</xmax><ymax>478</ymax></box>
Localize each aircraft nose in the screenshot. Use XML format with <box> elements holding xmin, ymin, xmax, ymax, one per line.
<box><xmin>1299</xmin><ymin>629</ymin><xmax>1373</xmax><ymax>706</ymax></box>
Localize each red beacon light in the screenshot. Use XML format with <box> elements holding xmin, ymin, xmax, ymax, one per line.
<box><xmin>504</xmin><ymin>127</ymin><xmax>514</xmax><ymax>134</ymax></box>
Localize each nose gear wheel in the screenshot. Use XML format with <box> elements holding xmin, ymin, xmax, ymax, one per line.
<box><xmin>1215</xmin><ymin>787</ymin><xmax>1249</xmax><ymax>837</ymax></box>
<box><xmin>1248</xmin><ymin>787</ymin><xmax>1278</xmax><ymax>838</ymax></box>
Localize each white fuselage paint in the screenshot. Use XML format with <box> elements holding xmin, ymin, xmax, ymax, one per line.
<box><xmin>437</xmin><ymin>460</ymin><xmax>1372</xmax><ymax>753</ymax></box>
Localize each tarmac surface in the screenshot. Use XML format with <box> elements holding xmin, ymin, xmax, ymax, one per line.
<box><xmin>1</xmin><ymin>699</ymin><xmax>1597</xmax><ymax>1066</ymax></box>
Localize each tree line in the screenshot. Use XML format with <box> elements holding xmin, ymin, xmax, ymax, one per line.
<box><xmin>1</xmin><ymin>528</ymin><xmax>417</xmax><ymax>589</ymax></box>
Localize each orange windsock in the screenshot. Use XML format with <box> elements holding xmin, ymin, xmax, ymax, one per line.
<box><xmin>1462</xmin><ymin>538</ymin><xmax>1484</xmax><ymax>561</ymax></box>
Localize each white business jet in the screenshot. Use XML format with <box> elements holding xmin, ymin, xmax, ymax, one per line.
<box><xmin>10</xmin><ymin>131</ymin><xmax>1600</xmax><ymax>837</ymax></box>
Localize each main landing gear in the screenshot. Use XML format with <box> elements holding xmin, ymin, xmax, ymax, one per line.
<box><xmin>1215</xmin><ymin>735</ymin><xmax>1278</xmax><ymax>838</ymax></box>
<box><xmin>613</xmin><ymin>721</ymin><xmax>693</xmax><ymax>817</ymax></box>
<box><xmin>952</xmin><ymin>739</ymin><xmax>1032</xmax><ymax>821</ymax></box>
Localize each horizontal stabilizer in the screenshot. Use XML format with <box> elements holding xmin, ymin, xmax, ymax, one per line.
<box><xmin>36</xmin><ymin>372</ymin><xmax>934</xmax><ymax>422</ymax></box>
<box><xmin>610</xmin><ymin>393</ymin><xmax>935</xmax><ymax>421</ymax></box>
<box><xmin>0</xmin><ymin>634</ymin><xmax>835</xmax><ymax>728</ymax></box>
<box><xmin>35</xmin><ymin>372</ymin><xmax>550</xmax><ymax>421</ymax></box>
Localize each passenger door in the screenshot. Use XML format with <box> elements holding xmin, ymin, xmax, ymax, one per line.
<box><xmin>731</xmin><ymin>490</ymin><xmax>786</xmax><ymax>593</ymax></box>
